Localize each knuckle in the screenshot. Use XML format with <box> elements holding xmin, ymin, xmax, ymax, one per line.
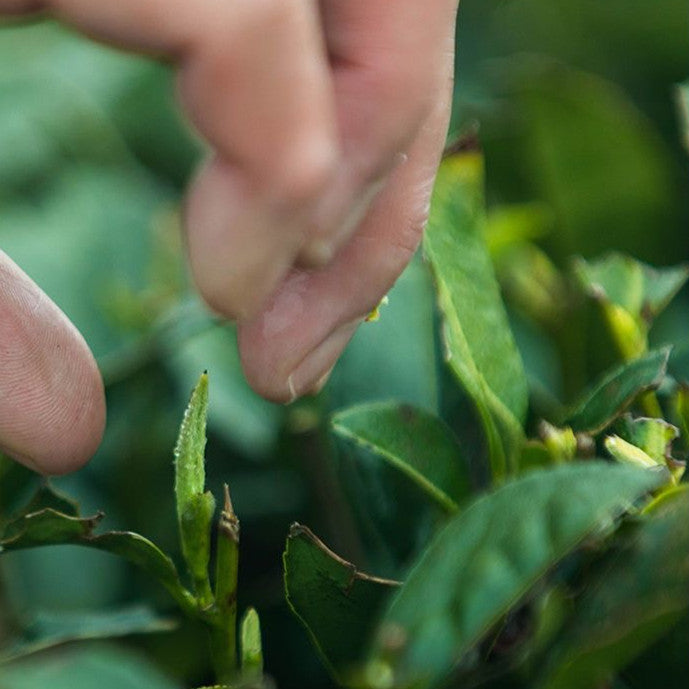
<box><xmin>269</xmin><ymin>141</ymin><xmax>337</xmax><ymax>211</ymax></box>
<box><xmin>196</xmin><ymin>279</ymin><xmax>251</xmax><ymax>322</ymax></box>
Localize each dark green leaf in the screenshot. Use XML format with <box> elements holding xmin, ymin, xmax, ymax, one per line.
<box><xmin>331</xmin><ymin>403</ymin><xmax>471</xmax><ymax>514</ymax></box>
<box><xmin>332</xmin><ymin>435</ymin><xmax>449</xmax><ymax>578</ymax></box>
<box><xmin>565</xmin><ymin>348</ymin><xmax>670</xmax><ymax>433</ymax></box>
<box><xmin>424</xmin><ymin>153</ymin><xmax>527</xmax><ymax>478</ymax></box>
<box><xmin>537</xmin><ymin>492</ymin><xmax>689</xmax><ymax>689</ymax></box>
<box><xmin>1</xmin><ymin>508</ymin><xmax>102</xmax><ymax>547</ymax></box>
<box><xmin>11</xmin><ymin>482</ymin><xmax>80</xmax><ymax>520</ymax></box>
<box><xmin>0</xmin><ymin>606</ymin><xmax>176</xmax><ymax>662</ymax></box>
<box><xmin>0</xmin><ymin>504</ymin><xmax>195</xmax><ymax>615</ymax></box>
<box><xmin>368</xmin><ymin>463</ymin><xmax>665</xmax><ymax>689</ymax></box>
<box><xmin>283</xmin><ymin>523</ymin><xmax>399</xmax><ymax>683</ymax></box>
<box><xmin>89</xmin><ymin>532</ymin><xmax>195</xmax><ymax>614</ymax></box>
<box><xmin>0</xmin><ymin>643</ymin><xmax>182</xmax><ymax>689</ymax></box>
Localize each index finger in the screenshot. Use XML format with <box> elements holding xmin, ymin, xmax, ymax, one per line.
<box><xmin>1</xmin><ymin>0</ymin><xmax>340</xmax><ymax>318</ymax></box>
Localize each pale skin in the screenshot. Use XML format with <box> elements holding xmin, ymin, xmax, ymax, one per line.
<box><xmin>0</xmin><ymin>0</ymin><xmax>458</xmax><ymax>475</ymax></box>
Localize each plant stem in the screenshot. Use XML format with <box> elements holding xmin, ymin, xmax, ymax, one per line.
<box><xmin>210</xmin><ymin>483</ymin><xmax>240</xmax><ymax>685</ymax></box>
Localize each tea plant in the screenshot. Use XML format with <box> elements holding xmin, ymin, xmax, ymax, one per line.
<box><xmin>0</xmin><ymin>374</ymin><xmax>269</xmax><ymax>689</ymax></box>
<box><xmin>1</xmin><ymin>150</ymin><xmax>687</xmax><ymax>689</ymax></box>
<box><xmin>282</xmin><ymin>152</ymin><xmax>689</xmax><ymax>689</ymax></box>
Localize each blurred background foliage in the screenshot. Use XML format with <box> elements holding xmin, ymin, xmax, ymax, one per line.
<box><xmin>0</xmin><ymin>1</ymin><xmax>687</xmax><ymax>687</ymax></box>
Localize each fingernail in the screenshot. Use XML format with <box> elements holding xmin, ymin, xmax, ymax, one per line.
<box><xmin>286</xmin><ymin>320</ymin><xmax>360</xmax><ymax>402</ymax></box>
<box><xmin>309</xmin><ymin>365</ymin><xmax>335</xmax><ymax>396</ymax></box>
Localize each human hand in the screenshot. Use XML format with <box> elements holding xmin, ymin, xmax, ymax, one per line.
<box><xmin>0</xmin><ymin>0</ymin><xmax>457</xmax><ymax>474</ymax></box>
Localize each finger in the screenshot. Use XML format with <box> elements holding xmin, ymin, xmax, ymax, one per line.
<box><xmin>0</xmin><ymin>0</ymin><xmax>339</xmax><ymax>319</ymax></box>
<box><xmin>0</xmin><ymin>252</ymin><xmax>105</xmax><ymax>475</ymax></box>
<box><xmin>181</xmin><ymin>0</ymin><xmax>339</xmax><ymax>318</ymax></box>
<box><xmin>237</xmin><ymin>84</ymin><xmax>452</xmax><ymax>402</ymax></box>
<box><xmin>299</xmin><ymin>0</ymin><xmax>458</xmax><ymax>265</ymax></box>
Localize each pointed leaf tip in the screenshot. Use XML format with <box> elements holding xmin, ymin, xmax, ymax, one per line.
<box><xmin>173</xmin><ymin>372</ymin><xmax>214</xmax><ymax>603</ymax></box>
<box><xmin>174</xmin><ymin>372</ymin><xmax>210</xmax><ymax>503</ymax></box>
<box><xmin>240</xmin><ymin>607</ymin><xmax>264</xmax><ymax>678</ymax></box>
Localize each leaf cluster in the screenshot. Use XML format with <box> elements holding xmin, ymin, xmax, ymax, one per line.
<box><xmin>284</xmin><ymin>154</ymin><xmax>689</xmax><ymax>689</ymax></box>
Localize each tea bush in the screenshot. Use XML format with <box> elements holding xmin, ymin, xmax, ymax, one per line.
<box><xmin>0</xmin><ymin>2</ymin><xmax>688</xmax><ymax>688</ymax></box>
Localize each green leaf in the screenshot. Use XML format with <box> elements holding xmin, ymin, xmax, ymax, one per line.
<box><xmin>10</xmin><ymin>481</ymin><xmax>80</xmax><ymax>519</ymax></box>
<box><xmin>240</xmin><ymin>608</ymin><xmax>263</xmax><ymax>679</ymax></box>
<box><xmin>572</xmin><ymin>255</ymin><xmax>689</xmax><ymax>362</ymax></box>
<box><xmin>574</xmin><ymin>254</ymin><xmax>689</xmax><ymax>323</ymax></box>
<box><xmin>0</xmin><ymin>605</ymin><xmax>176</xmax><ymax>662</ymax></box>
<box><xmin>611</xmin><ymin>416</ymin><xmax>684</xmax><ymax>482</ymax></box>
<box><xmin>564</xmin><ymin>348</ymin><xmax>670</xmax><ymax>433</ymax></box>
<box><xmin>331</xmin><ymin>403</ymin><xmax>471</xmax><ymax>514</ymax></box>
<box><xmin>174</xmin><ymin>372</ymin><xmax>209</xmax><ymax>506</ymax></box>
<box><xmin>484</xmin><ymin>202</ymin><xmax>553</xmax><ymax>258</ymax></box>
<box><xmin>494</xmin><ymin>243</ymin><xmax>568</xmax><ymax>330</ymax></box>
<box><xmin>332</xmin><ymin>436</ymin><xmax>449</xmax><ymax>578</ymax></box>
<box><xmin>539</xmin><ymin>422</ymin><xmax>577</xmax><ymax>463</ymax></box>
<box><xmin>367</xmin><ymin>463</ymin><xmax>665</xmax><ymax>689</ymax></box>
<box><xmin>614</xmin><ymin>416</ymin><xmax>679</xmax><ymax>463</ymax></box>
<box><xmin>604</xmin><ymin>436</ymin><xmax>659</xmax><ymax>470</ymax></box>
<box><xmin>1</xmin><ymin>507</ymin><xmax>102</xmax><ymax>546</ymax></box>
<box><xmin>165</xmin><ymin>320</ymin><xmax>281</xmax><ymax>459</ymax></box>
<box><xmin>0</xmin><ymin>498</ymin><xmax>195</xmax><ymax>616</ymax></box>
<box><xmin>283</xmin><ymin>523</ymin><xmax>400</xmax><ymax>683</ymax></box>
<box><xmin>423</xmin><ymin>153</ymin><xmax>527</xmax><ymax>478</ymax></box>
<box><xmin>0</xmin><ymin>643</ymin><xmax>182</xmax><ymax>689</ymax></box>
<box><xmin>537</xmin><ymin>492</ymin><xmax>689</xmax><ymax>689</ymax></box>
<box><xmin>88</xmin><ymin>532</ymin><xmax>195</xmax><ymax>614</ymax></box>
<box><xmin>174</xmin><ymin>372</ymin><xmax>214</xmax><ymax>604</ymax></box>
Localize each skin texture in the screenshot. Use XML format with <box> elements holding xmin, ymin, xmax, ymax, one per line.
<box><xmin>0</xmin><ymin>0</ymin><xmax>458</xmax><ymax>474</ymax></box>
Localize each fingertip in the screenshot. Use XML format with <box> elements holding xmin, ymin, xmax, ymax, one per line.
<box><xmin>238</xmin><ymin>304</ymin><xmax>359</xmax><ymax>404</ymax></box>
<box><xmin>8</xmin><ymin>343</ymin><xmax>106</xmax><ymax>478</ymax></box>
<box><xmin>0</xmin><ymin>253</ymin><xmax>106</xmax><ymax>477</ymax></box>
<box><xmin>36</xmin><ymin>361</ymin><xmax>106</xmax><ymax>477</ymax></box>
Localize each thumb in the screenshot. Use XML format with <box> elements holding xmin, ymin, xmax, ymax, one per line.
<box><xmin>0</xmin><ymin>251</ymin><xmax>105</xmax><ymax>475</ymax></box>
